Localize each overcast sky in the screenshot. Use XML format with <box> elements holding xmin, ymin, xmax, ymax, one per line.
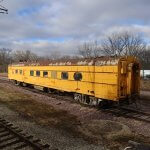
<box><xmin>0</xmin><ymin>0</ymin><xmax>150</xmax><ymax>56</ymax></box>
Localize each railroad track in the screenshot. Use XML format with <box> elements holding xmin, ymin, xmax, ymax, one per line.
<box><xmin>0</xmin><ymin>118</ymin><xmax>51</xmax><ymax>150</ymax></box>
<box><xmin>19</xmin><ymin>83</ymin><xmax>150</xmax><ymax>124</ymax></box>
<box><xmin>0</xmin><ymin>77</ymin><xmax>150</xmax><ymax>124</ymax></box>
<box><xmin>102</xmin><ymin>106</ymin><xmax>150</xmax><ymax>123</ymax></box>
<box><xmin>0</xmin><ymin>78</ymin><xmax>73</xmax><ymax>104</ymax></box>
<box><xmin>15</xmin><ymin>85</ymin><xmax>150</xmax><ymax>124</ymax></box>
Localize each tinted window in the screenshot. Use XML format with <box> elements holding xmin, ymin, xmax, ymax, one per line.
<box><xmin>20</xmin><ymin>70</ymin><xmax>22</xmax><ymax>74</ymax></box>
<box><xmin>74</xmin><ymin>72</ymin><xmax>82</xmax><ymax>81</ymax></box>
<box><xmin>30</xmin><ymin>70</ymin><xmax>34</xmax><ymax>76</ymax></box>
<box><xmin>15</xmin><ymin>70</ymin><xmax>18</xmax><ymax>74</ymax></box>
<box><xmin>36</xmin><ymin>71</ymin><xmax>40</xmax><ymax>77</ymax></box>
<box><xmin>51</xmin><ymin>71</ymin><xmax>57</xmax><ymax>79</ymax></box>
<box><xmin>61</xmin><ymin>72</ymin><xmax>68</xmax><ymax>80</ymax></box>
<box><xmin>43</xmin><ymin>71</ymin><xmax>48</xmax><ymax>77</ymax></box>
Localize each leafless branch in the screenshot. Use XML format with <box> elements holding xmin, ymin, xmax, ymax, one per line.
<box><xmin>101</xmin><ymin>31</ymin><xmax>146</xmax><ymax>57</ymax></box>
<box><xmin>78</xmin><ymin>41</ymin><xmax>102</xmax><ymax>58</ymax></box>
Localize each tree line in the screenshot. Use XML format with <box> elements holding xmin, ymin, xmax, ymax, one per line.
<box><xmin>0</xmin><ymin>49</ymin><xmax>38</xmax><ymax>72</ymax></box>
<box><xmin>0</xmin><ymin>31</ymin><xmax>150</xmax><ymax>72</ymax></box>
<box><xmin>78</xmin><ymin>31</ymin><xmax>150</xmax><ymax>70</ymax></box>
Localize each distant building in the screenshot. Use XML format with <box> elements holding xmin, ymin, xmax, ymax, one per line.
<box><xmin>140</xmin><ymin>70</ymin><xmax>150</xmax><ymax>79</ymax></box>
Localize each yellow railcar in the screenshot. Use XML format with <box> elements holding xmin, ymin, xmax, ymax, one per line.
<box><xmin>8</xmin><ymin>56</ymin><xmax>140</xmax><ymax>105</ymax></box>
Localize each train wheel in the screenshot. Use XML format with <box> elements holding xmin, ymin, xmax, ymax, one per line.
<box><xmin>43</xmin><ymin>87</ymin><xmax>48</xmax><ymax>93</ymax></box>
<box><xmin>16</xmin><ymin>81</ymin><xmax>22</xmax><ymax>86</ymax></box>
<box><xmin>22</xmin><ymin>83</ymin><xmax>29</xmax><ymax>87</ymax></box>
<box><xmin>89</xmin><ymin>97</ymin><xmax>98</xmax><ymax>106</ymax></box>
<box><xmin>48</xmin><ymin>88</ymin><xmax>55</xmax><ymax>94</ymax></box>
<box><xmin>13</xmin><ymin>80</ymin><xmax>17</xmax><ymax>85</ymax></box>
<box><xmin>74</xmin><ymin>93</ymin><xmax>82</xmax><ymax>102</ymax></box>
<box><xmin>84</xmin><ymin>95</ymin><xmax>90</xmax><ymax>104</ymax></box>
<box><xmin>98</xmin><ymin>99</ymin><xmax>108</xmax><ymax>108</ymax></box>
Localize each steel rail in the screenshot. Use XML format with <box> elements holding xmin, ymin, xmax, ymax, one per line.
<box><xmin>0</xmin><ymin>118</ymin><xmax>51</xmax><ymax>150</ymax></box>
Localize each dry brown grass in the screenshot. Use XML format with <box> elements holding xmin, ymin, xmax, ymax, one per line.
<box><xmin>0</xmin><ymin>87</ymin><xmax>80</xmax><ymax>135</ymax></box>
<box><xmin>80</xmin><ymin>120</ymin><xmax>133</xmax><ymax>149</ymax></box>
<box><xmin>0</xmin><ymin>86</ymin><xmax>102</xmax><ymax>145</ymax></box>
<box><xmin>141</xmin><ymin>79</ymin><xmax>150</xmax><ymax>91</ymax></box>
<box><xmin>80</xmin><ymin>120</ymin><xmax>150</xmax><ymax>150</ymax></box>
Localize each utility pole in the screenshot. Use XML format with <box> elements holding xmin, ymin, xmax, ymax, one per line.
<box><xmin>0</xmin><ymin>0</ymin><xmax>8</xmax><ymax>14</ymax></box>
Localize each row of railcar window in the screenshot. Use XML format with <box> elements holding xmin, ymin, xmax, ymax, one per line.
<box><xmin>30</xmin><ymin>70</ymin><xmax>82</xmax><ymax>81</ymax></box>
<box><xmin>13</xmin><ymin>70</ymin><xmax>23</xmax><ymax>74</ymax></box>
<box><xmin>12</xmin><ymin>69</ymin><xmax>82</xmax><ymax>81</ymax></box>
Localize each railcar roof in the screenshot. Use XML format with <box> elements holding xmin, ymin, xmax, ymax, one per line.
<box><xmin>9</xmin><ymin>56</ymin><xmax>134</xmax><ymax>66</ymax></box>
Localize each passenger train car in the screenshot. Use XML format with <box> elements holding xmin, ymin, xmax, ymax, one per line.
<box><xmin>8</xmin><ymin>56</ymin><xmax>140</xmax><ymax>106</ymax></box>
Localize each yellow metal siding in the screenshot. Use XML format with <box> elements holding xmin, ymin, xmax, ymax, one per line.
<box><xmin>8</xmin><ymin>57</ymin><xmax>140</xmax><ymax>101</ymax></box>
<box><xmin>95</xmin><ymin>84</ymin><xmax>118</xmax><ymax>100</ymax></box>
<box><xmin>8</xmin><ymin>65</ymin><xmax>119</xmax><ymax>100</ymax></box>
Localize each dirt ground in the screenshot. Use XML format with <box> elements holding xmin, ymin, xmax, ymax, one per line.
<box><xmin>0</xmin><ymin>73</ymin><xmax>8</xmax><ymax>77</ymax></box>
<box><xmin>141</xmin><ymin>79</ymin><xmax>150</xmax><ymax>91</ymax></box>
<box><xmin>0</xmin><ymin>78</ymin><xmax>150</xmax><ymax>150</ymax></box>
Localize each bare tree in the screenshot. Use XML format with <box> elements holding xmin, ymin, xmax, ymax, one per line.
<box><xmin>78</xmin><ymin>41</ymin><xmax>101</xmax><ymax>58</ymax></box>
<box><xmin>101</xmin><ymin>31</ymin><xmax>146</xmax><ymax>57</ymax></box>
<box><xmin>78</xmin><ymin>42</ymin><xmax>92</xmax><ymax>58</ymax></box>
<box><xmin>48</xmin><ymin>50</ymin><xmax>62</xmax><ymax>60</ymax></box>
<box><xmin>61</xmin><ymin>55</ymin><xmax>72</xmax><ymax>60</ymax></box>
<box><xmin>0</xmin><ymin>0</ymin><xmax>8</xmax><ymax>14</ymax></box>
<box><xmin>12</xmin><ymin>50</ymin><xmax>38</xmax><ymax>62</ymax></box>
<box><xmin>0</xmin><ymin>48</ymin><xmax>12</xmax><ymax>72</ymax></box>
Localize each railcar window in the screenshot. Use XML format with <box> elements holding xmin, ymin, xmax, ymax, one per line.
<box><xmin>74</xmin><ymin>72</ymin><xmax>82</xmax><ymax>81</ymax></box>
<box><xmin>30</xmin><ymin>70</ymin><xmax>34</xmax><ymax>76</ymax></box>
<box><xmin>43</xmin><ymin>71</ymin><xmax>48</xmax><ymax>77</ymax></box>
<box><xmin>20</xmin><ymin>70</ymin><xmax>22</xmax><ymax>74</ymax></box>
<box><xmin>51</xmin><ymin>71</ymin><xmax>57</xmax><ymax>79</ymax></box>
<box><xmin>61</xmin><ymin>72</ymin><xmax>68</xmax><ymax>80</ymax></box>
<box><xmin>36</xmin><ymin>71</ymin><xmax>40</xmax><ymax>77</ymax></box>
<box><xmin>15</xmin><ymin>70</ymin><xmax>18</xmax><ymax>74</ymax></box>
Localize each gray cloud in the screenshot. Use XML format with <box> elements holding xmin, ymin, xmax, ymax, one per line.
<box><xmin>0</xmin><ymin>0</ymin><xmax>150</xmax><ymax>55</ymax></box>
